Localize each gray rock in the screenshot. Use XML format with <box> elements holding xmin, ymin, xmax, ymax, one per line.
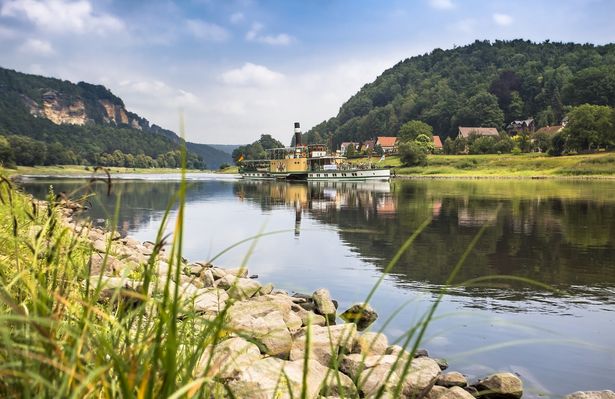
<box><xmin>474</xmin><ymin>372</ymin><xmax>523</xmax><ymax>399</ymax></box>
<box><xmin>202</xmin><ymin>269</ymin><xmax>215</xmax><ymax>287</ymax></box>
<box><xmin>227</xmin><ymin>357</ymin><xmax>328</xmax><ymax>399</ymax></box>
<box><xmin>435</xmin><ymin>358</ymin><xmax>449</xmax><ymax>370</ymax></box>
<box><xmin>320</xmin><ymin>369</ymin><xmax>358</xmax><ymax>397</ymax></box>
<box><xmin>402</xmin><ymin>357</ymin><xmax>442</xmax><ymax>398</ymax></box>
<box><xmin>313</xmin><ymin>288</ymin><xmax>337</xmax><ymax>320</ymax></box>
<box><xmin>565</xmin><ymin>392</ymin><xmax>615</xmax><ymax>399</ymax></box>
<box><xmin>217</xmin><ymin>275</ymin><xmax>261</xmax><ymax>299</ymax></box>
<box><xmin>290</xmin><ymin>324</ymin><xmax>357</xmax><ymax>366</ymax></box>
<box><xmin>414</xmin><ymin>348</ymin><xmax>429</xmax><ymax>358</ymax></box>
<box><xmin>357</xmin><ymin>363</ymin><xmax>401</xmax><ymax>397</ymax></box>
<box><xmin>439</xmin><ymin>386</ymin><xmax>476</xmax><ymax>399</ymax></box>
<box><xmin>193</xmin><ymin>288</ymin><xmax>228</xmax><ymax>314</ymax></box>
<box><xmin>354</xmin><ymin>332</ymin><xmax>388</xmax><ymax>355</ymax></box>
<box><xmin>89</xmin><ymin>253</ymin><xmax>124</xmax><ymax>275</ymax></box>
<box><xmin>436</xmin><ymin>371</ymin><xmax>467</xmax><ymax>388</ymax></box>
<box><xmin>340</xmin><ymin>303</ymin><xmax>378</xmax><ymax>331</ymax></box>
<box><xmin>229</xmin><ymin>310</ymin><xmax>292</xmax><ymax>357</ymax></box>
<box><xmin>426</xmin><ymin>385</ymin><xmax>450</xmax><ymax>399</ymax></box>
<box><xmin>195</xmin><ymin>337</ymin><xmax>261</xmax><ymax>379</ymax></box>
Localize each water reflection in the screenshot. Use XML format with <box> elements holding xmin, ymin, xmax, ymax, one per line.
<box><xmin>234</xmin><ymin>179</ymin><xmax>615</xmax><ymax>309</ymax></box>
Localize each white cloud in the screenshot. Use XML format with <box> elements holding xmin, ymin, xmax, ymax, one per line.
<box><xmin>451</xmin><ymin>18</ymin><xmax>476</xmax><ymax>34</ymax></box>
<box><xmin>493</xmin><ymin>13</ymin><xmax>513</xmax><ymax>26</ymax></box>
<box><xmin>229</xmin><ymin>12</ymin><xmax>244</xmax><ymax>24</ymax></box>
<box><xmin>118</xmin><ymin>79</ymin><xmax>200</xmax><ymax>108</ymax></box>
<box><xmin>186</xmin><ymin>19</ymin><xmax>229</xmax><ymax>42</ymax></box>
<box><xmin>1</xmin><ymin>0</ymin><xmax>123</xmax><ymax>34</ymax></box>
<box><xmin>221</xmin><ymin>62</ymin><xmax>285</xmax><ymax>86</ymax></box>
<box><xmin>19</xmin><ymin>38</ymin><xmax>54</xmax><ymax>55</ymax></box>
<box><xmin>428</xmin><ymin>0</ymin><xmax>455</xmax><ymax>10</ymax></box>
<box><xmin>246</xmin><ymin>22</ymin><xmax>293</xmax><ymax>46</ymax></box>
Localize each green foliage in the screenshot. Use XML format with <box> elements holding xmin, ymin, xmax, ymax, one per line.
<box><xmin>7</xmin><ymin>135</ymin><xmax>47</xmax><ymax>166</ymax></box>
<box><xmin>532</xmin><ymin>131</ymin><xmax>552</xmax><ymax>153</ymax></box>
<box><xmin>563</xmin><ymin>104</ymin><xmax>615</xmax><ymax>152</ymax></box>
<box><xmin>469</xmin><ymin>136</ymin><xmax>498</xmax><ymax>154</ymax></box>
<box><xmin>0</xmin><ymin>136</ymin><xmax>13</xmax><ymax>166</ymax></box>
<box><xmin>232</xmin><ymin>134</ymin><xmax>284</xmax><ymax>163</ymax></box>
<box><xmin>399</xmin><ymin>141</ymin><xmax>428</xmax><ymax>166</ymax></box>
<box><xmin>304</xmin><ymin>40</ymin><xmax>615</xmax><ymax>148</ymax></box>
<box><xmin>374</xmin><ymin>144</ymin><xmax>384</xmax><ymax>156</ymax></box>
<box><xmin>0</xmin><ymin>66</ymin><xmax>208</xmax><ymax>169</ymax></box>
<box><xmin>398</xmin><ymin>120</ymin><xmax>433</xmax><ymax>142</ymax></box>
<box><xmin>548</xmin><ymin>132</ymin><xmax>566</xmax><ymax>156</ymax></box>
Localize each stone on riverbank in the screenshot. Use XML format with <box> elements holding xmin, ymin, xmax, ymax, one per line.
<box><xmin>354</xmin><ymin>332</ymin><xmax>388</xmax><ymax>355</ymax></box>
<box><xmin>195</xmin><ymin>337</ymin><xmax>261</xmax><ymax>379</ymax></box>
<box><xmin>290</xmin><ymin>324</ymin><xmax>357</xmax><ymax>366</ymax></box>
<box><xmin>313</xmin><ymin>288</ymin><xmax>337</xmax><ymax>321</ymax></box>
<box><xmin>340</xmin><ymin>302</ymin><xmax>378</xmax><ymax>330</ymax></box>
<box><xmin>474</xmin><ymin>372</ymin><xmax>523</xmax><ymax>399</ymax></box>
<box><xmin>436</xmin><ymin>371</ymin><xmax>467</xmax><ymax>388</ymax></box>
<box><xmin>217</xmin><ymin>274</ymin><xmax>261</xmax><ymax>299</ymax></box>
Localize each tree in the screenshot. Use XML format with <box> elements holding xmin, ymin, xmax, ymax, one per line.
<box><xmin>7</xmin><ymin>135</ymin><xmax>46</xmax><ymax>166</ymax></box>
<box><xmin>398</xmin><ymin>120</ymin><xmax>433</xmax><ymax>142</ymax></box>
<box><xmin>532</xmin><ymin>131</ymin><xmax>552</xmax><ymax>153</ymax></box>
<box><xmin>0</xmin><ymin>136</ymin><xmax>14</xmax><ymax>167</ymax></box>
<box><xmin>399</xmin><ymin>142</ymin><xmax>427</xmax><ymax>166</ymax></box>
<box><xmin>455</xmin><ymin>92</ymin><xmax>505</xmax><ymax>129</ymax></box>
<box><xmin>563</xmin><ymin>104</ymin><xmax>614</xmax><ymax>152</ymax></box>
<box><xmin>374</xmin><ymin>144</ymin><xmax>384</xmax><ymax>156</ymax></box>
<box><xmin>345</xmin><ymin>143</ymin><xmax>357</xmax><ymax>158</ymax></box>
<box><xmin>469</xmin><ymin>136</ymin><xmax>497</xmax><ymax>154</ymax></box>
<box><xmin>548</xmin><ymin>132</ymin><xmax>566</xmax><ymax>156</ymax></box>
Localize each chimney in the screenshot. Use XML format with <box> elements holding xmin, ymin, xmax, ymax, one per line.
<box><xmin>294</xmin><ymin>122</ymin><xmax>302</xmax><ymax>146</ymax></box>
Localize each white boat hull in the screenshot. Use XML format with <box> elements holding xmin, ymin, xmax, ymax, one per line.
<box><xmin>241</xmin><ymin>168</ymin><xmax>390</xmax><ymax>181</ymax></box>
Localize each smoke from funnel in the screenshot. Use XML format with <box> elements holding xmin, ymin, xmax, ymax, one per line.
<box><xmin>294</xmin><ymin>122</ymin><xmax>302</xmax><ymax>146</ymax></box>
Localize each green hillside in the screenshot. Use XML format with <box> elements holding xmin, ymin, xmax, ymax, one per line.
<box><xmin>304</xmin><ymin>40</ymin><xmax>615</xmax><ymax>148</ymax></box>
<box><xmin>0</xmin><ymin>66</ymin><xmax>225</xmax><ymax>169</ymax></box>
<box><xmin>186</xmin><ymin>142</ymin><xmax>232</xmax><ymax>169</ymax></box>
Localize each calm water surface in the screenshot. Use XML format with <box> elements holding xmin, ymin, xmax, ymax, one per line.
<box><xmin>21</xmin><ymin>175</ymin><xmax>615</xmax><ymax>397</ymax></box>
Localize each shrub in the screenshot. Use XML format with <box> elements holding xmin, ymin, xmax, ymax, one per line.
<box><xmin>399</xmin><ymin>142</ymin><xmax>428</xmax><ymax>166</ymax></box>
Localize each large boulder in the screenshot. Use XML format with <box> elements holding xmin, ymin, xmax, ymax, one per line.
<box><xmin>436</xmin><ymin>371</ymin><xmax>467</xmax><ymax>388</ymax></box>
<box><xmin>217</xmin><ymin>275</ymin><xmax>261</xmax><ymax>299</ymax></box>
<box><xmin>228</xmin><ymin>294</ymin><xmax>301</xmax><ymax>331</ymax></box>
<box><xmin>195</xmin><ymin>337</ymin><xmax>261</xmax><ymax>378</ymax></box>
<box><xmin>474</xmin><ymin>372</ymin><xmax>523</xmax><ymax>399</ymax></box>
<box><xmin>565</xmin><ymin>392</ymin><xmax>615</xmax><ymax>399</ymax></box>
<box><xmin>340</xmin><ymin>303</ymin><xmax>378</xmax><ymax>331</ymax></box>
<box><xmin>354</xmin><ymin>332</ymin><xmax>388</xmax><ymax>355</ymax></box>
<box><xmin>312</xmin><ymin>288</ymin><xmax>337</xmax><ymax>321</ymax></box>
<box><xmin>438</xmin><ymin>386</ymin><xmax>476</xmax><ymax>399</ymax></box>
<box><xmin>89</xmin><ymin>253</ymin><xmax>125</xmax><ymax>275</ymax></box>
<box><xmin>227</xmin><ymin>309</ymin><xmax>292</xmax><ymax>357</ymax></box>
<box><xmin>357</xmin><ymin>363</ymin><xmax>402</xmax><ymax>397</ymax></box>
<box><xmin>402</xmin><ymin>357</ymin><xmax>443</xmax><ymax>397</ymax></box>
<box><xmin>192</xmin><ymin>288</ymin><xmax>228</xmax><ymax>314</ymax></box>
<box><xmin>290</xmin><ymin>324</ymin><xmax>357</xmax><ymax>366</ymax></box>
<box><xmin>227</xmin><ymin>357</ymin><xmax>328</xmax><ymax>399</ymax></box>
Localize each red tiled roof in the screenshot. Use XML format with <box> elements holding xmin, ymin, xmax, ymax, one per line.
<box><xmin>433</xmin><ymin>135</ymin><xmax>443</xmax><ymax>149</ymax></box>
<box><xmin>376</xmin><ymin>136</ymin><xmax>398</xmax><ymax>147</ymax></box>
<box><xmin>458</xmin><ymin>127</ymin><xmax>499</xmax><ymax>138</ymax></box>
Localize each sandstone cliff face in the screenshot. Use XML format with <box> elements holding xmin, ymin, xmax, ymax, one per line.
<box><xmin>22</xmin><ymin>91</ymin><xmax>144</xmax><ymax>130</ymax></box>
<box><xmin>23</xmin><ymin>90</ymin><xmax>87</xmax><ymax>125</ymax></box>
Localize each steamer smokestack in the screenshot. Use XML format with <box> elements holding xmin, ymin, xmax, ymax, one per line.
<box><xmin>294</xmin><ymin>122</ymin><xmax>302</xmax><ymax>146</ymax></box>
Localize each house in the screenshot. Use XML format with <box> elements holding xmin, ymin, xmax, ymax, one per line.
<box><xmin>432</xmin><ymin>135</ymin><xmax>443</xmax><ymax>152</ymax></box>
<box><xmin>361</xmin><ymin>140</ymin><xmax>376</xmax><ymax>153</ymax></box>
<box><xmin>376</xmin><ymin>136</ymin><xmax>398</xmax><ymax>153</ymax></box>
<box><xmin>506</xmin><ymin>118</ymin><xmax>535</xmax><ymax>135</ymax></box>
<box><xmin>534</xmin><ymin>125</ymin><xmax>563</xmax><ymax>135</ymax></box>
<box><xmin>457</xmin><ymin>127</ymin><xmax>500</xmax><ymax>139</ymax></box>
<box><xmin>340</xmin><ymin>142</ymin><xmax>360</xmax><ymax>155</ymax></box>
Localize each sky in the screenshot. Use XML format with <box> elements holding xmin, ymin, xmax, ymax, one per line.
<box><xmin>0</xmin><ymin>0</ymin><xmax>614</xmax><ymax>145</ymax></box>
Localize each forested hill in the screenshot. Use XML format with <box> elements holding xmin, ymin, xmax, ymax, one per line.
<box><xmin>304</xmin><ymin>40</ymin><xmax>615</xmax><ymax>148</ymax></box>
<box><xmin>0</xmin><ymin>66</ymin><xmax>230</xmax><ymax>168</ymax></box>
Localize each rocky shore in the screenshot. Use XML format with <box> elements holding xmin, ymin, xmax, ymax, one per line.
<box><xmin>52</xmin><ymin>198</ymin><xmax>614</xmax><ymax>399</ymax></box>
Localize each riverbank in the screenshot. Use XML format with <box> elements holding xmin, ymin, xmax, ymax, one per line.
<box><xmin>2</xmin><ymin>174</ymin><xmax>614</xmax><ymax>398</ymax></box>
<box><xmin>2</xmin><ymin>164</ymin><xmax>214</xmax><ymax>176</ymax></box>
<box><xmin>352</xmin><ymin>152</ymin><xmax>615</xmax><ymax>179</ymax></box>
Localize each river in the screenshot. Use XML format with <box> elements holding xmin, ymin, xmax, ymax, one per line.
<box><xmin>20</xmin><ymin>174</ymin><xmax>615</xmax><ymax>397</ymax></box>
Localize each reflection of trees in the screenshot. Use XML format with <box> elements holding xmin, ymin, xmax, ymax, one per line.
<box><xmin>235</xmin><ymin>179</ymin><xmax>615</xmax><ymax>305</ymax></box>
<box><xmin>22</xmin><ymin>179</ymin><xmax>235</xmax><ymax>235</ymax></box>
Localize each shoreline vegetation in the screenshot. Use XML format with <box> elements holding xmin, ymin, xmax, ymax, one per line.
<box><xmin>3</xmin><ymin>152</ymin><xmax>615</xmax><ymax>180</ymax></box>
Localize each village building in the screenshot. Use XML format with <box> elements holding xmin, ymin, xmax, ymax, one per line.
<box><xmin>376</xmin><ymin>136</ymin><xmax>398</xmax><ymax>154</ymax></box>
<box><xmin>361</xmin><ymin>140</ymin><xmax>376</xmax><ymax>153</ymax></box>
<box><xmin>432</xmin><ymin>135</ymin><xmax>443</xmax><ymax>152</ymax></box>
<box><xmin>534</xmin><ymin>125</ymin><xmax>564</xmax><ymax>135</ymax></box>
<box><xmin>340</xmin><ymin>142</ymin><xmax>360</xmax><ymax>155</ymax></box>
<box><xmin>506</xmin><ymin>118</ymin><xmax>535</xmax><ymax>135</ymax></box>
<box><xmin>457</xmin><ymin>127</ymin><xmax>500</xmax><ymax>139</ymax></box>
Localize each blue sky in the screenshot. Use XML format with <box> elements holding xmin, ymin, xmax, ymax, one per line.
<box><xmin>0</xmin><ymin>0</ymin><xmax>614</xmax><ymax>144</ymax></box>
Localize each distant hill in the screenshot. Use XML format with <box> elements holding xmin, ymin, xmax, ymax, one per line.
<box><xmin>205</xmin><ymin>144</ymin><xmax>242</xmax><ymax>156</ymax></box>
<box><xmin>304</xmin><ymin>39</ymin><xmax>615</xmax><ymax>148</ymax></box>
<box><xmin>0</xmin><ymin>66</ymin><xmax>224</xmax><ymax>169</ymax></box>
<box><xmin>186</xmin><ymin>142</ymin><xmax>232</xmax><ymax>169</ymax></box>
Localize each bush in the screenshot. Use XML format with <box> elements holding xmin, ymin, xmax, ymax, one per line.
<box><xmin>399</xmin><ymin>142</ymin><xmax>428</xmax><ymax>166</ymax></box>
<box><xmin>511</xmin><ymin>146</ymin><xmax>522</xmax><ymax>155</ymax></box>
<box><xmin>469</xmin><ymin>136</ymin><xmax>497</xmax><ymax>154</ymax></box>
<box><xmin>548</xmin><ymin>132</ymin><xmax>566</xmax><ymax>156</ymax></box>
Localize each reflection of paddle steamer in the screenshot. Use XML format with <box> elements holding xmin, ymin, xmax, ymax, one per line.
<box><xmin>239</xmin><ymin>123</ymin><xmax>391</xmax><ymax>181</ymax></box>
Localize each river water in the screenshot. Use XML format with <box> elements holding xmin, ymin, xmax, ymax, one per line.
<box><xmin>20</xmin><ymin>175</ymin><xmax>615</xmax><ymax>397</ymax></box>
